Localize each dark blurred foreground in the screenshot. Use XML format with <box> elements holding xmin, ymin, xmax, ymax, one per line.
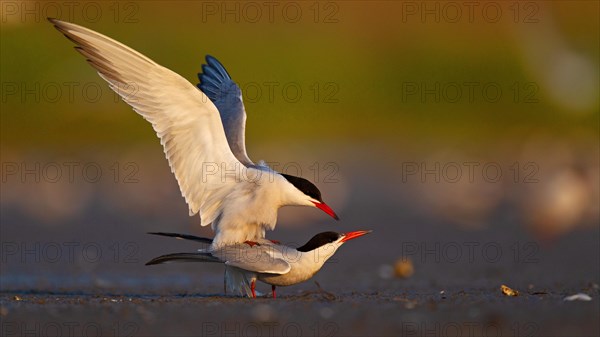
<box><xmin>1</xmin><ymin>284</ymin><xmax>598</xmax><ymax>337</ymax></box>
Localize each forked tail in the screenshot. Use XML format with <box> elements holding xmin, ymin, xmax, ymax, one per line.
<box><xmin>145</xmin><ymin>232</ymin><xmax>217</xmax><ymax>265</ymax></box>
<box><xmin>145</xmin><ymin>232</ymin><xmax>256</xmax><ymax>297</ymax></box>
<box><xmin>145</xmin><ymin>252</ymin><xmax>221</xmax><ymax>265</ymax></box>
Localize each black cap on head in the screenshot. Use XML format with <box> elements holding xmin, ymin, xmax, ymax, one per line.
<box><xmin>280</xmin><ymin>174</ymin><xmax>323</xmax><ymax>202</ymax></box>
<box><xmin>297</xmin><ymin>231</ymin><xmax>341</xmax><ymax>252</ymax></box>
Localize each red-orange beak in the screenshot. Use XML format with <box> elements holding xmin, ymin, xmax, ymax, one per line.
<box><xmin>312</xmin><ymin>201</ymin><xmax>339</xmax><ymax>220</ymax></box>
<box><xmin>340</xmin><ymin>230</ymin><xmax>372</xmax><ymax>243</ymax></box>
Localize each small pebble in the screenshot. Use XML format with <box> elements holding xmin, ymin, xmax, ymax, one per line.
<box><xmin>501</xmin><ymin>285</ymin><xmax>519</xmax><ymax>296</ymax></box>
<box><xmin>564</xmin><ymin>293</ymin><xmax>592</xmax><ymax>301</ymax></box>
<box><xmin>394</xmin><ymin>258</ymin><xmax>414</xmax><ymax>279</ymax></box>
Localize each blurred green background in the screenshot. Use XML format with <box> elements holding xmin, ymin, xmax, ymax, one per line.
<box><xmin>2</xmin><ymin>1</ymin><xmax>597</xmax><ymax>149</ymax></box>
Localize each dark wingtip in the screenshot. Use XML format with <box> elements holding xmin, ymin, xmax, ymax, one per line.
<box><xmin>145</xmin><ymin>256</ymin><xmax>168</xmax><ymax>265</ymax></box>
<box><xmin>47</xmin><ymin>17</ymin><xmax>73</xmax><ymax>40</ymax></box>
<box><xmin>147</xmin><ymin>231</ymin><xmax>178</xmax><ymax>236</ymax></box>
<box><xmin>144</xmin><ymin>252</ymin><xmax>221</xmax><ymax>265</ymax></box>
<box><xmin>145</xmin><ymin>254</ymin><xmax>164</xmax><ymax>265</ymax></box>
<box><xmin>146</xmin><ymin>232</ymin><xmax>213</xmax><ymax>244</ymax></box>
<box><xmin>47</xmin><ymin>17</ymin><xmax>62</xmax><ymax>31</ymax></box>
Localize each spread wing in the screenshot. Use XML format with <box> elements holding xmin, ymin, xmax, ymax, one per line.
<box><xmin>49</xmin><ymin>18</ymin><xmax>245</xmax><ymax>225</ymax></box>
<box><xmin>212</xmin><ymin>244</ymin><xmax>291</xmax><ymax>274</ymax></box>
<box><xmin>197</xmin><ymin>56</ymin><xmax>253</xmax><ymax>166</ymax></box>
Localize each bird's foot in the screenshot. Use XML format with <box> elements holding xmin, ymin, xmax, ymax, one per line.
<box><xmin>251</xmin><ymin>280</ymin><xmax>256</xmax><ymax>298</ymax></box>
<box><xmin>272</xmin><ymin>285</ymin><xmax>277</xmax><ymax>299</ymax></box>
<box><xmin>244</xmin><ymin>240</ymin><xmax>260</xmax><ymax>247</ymax></box>
<box><xmin>269</xmin><ymin>240</ymin><xmax>281</xmax><ymax>245</ymax></box>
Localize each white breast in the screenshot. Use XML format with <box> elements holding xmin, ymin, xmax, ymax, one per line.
<box><xmin>258</xmin><ymin>247</ymin><xmax>334</xmax><ymax>286</ymax></box>
<box><xmin>210</xmin><ymin>167</ymin><xmax>286</xmax><ymax>247</ymax></box>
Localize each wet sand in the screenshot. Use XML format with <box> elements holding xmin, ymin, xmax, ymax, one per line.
<box><xmin>2</xmin><ymin>226</ymin><xmax>599</xmax><ymax>337</ymax></box>
<box><xmin>1</xmin><ymin>283</ymin><xmax>598</xmax><ymax>337</ymax></box>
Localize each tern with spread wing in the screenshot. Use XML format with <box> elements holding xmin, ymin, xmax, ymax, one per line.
<box><xmin>146</xmin><ymin>230</ymin><xmax>371</xmax><ymax>298</ymax></box>
<box><xmin>49</xmin><ymin>18</ymin><xmax>339</xmax><ymax>245</ymax></box>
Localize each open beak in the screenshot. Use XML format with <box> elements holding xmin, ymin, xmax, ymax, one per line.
<box><xmin>340</xmin><ymin>230</ymin><xmax>372</xmax><ymax>243</ymax></box>
<box><xmin>312</xmin><ymin>201</ymin><xmax>340</xmax><ymax>220</ymax></box>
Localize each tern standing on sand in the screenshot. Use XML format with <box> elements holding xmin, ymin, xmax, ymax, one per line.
<box><xmin>146</xmin><ymin>231</ymin><xmax>371</xmax><ymax>298</ymax></box>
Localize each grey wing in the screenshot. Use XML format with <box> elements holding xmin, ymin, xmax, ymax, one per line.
<box><xmin>211</xmin><ymin>244</ymin><xmax>291</xmax><ymax>274</ymax></box>
<box><xmin>197</xmin><ymin>55</ymin><xmax>253</xmax><ymax>166</ymax></box>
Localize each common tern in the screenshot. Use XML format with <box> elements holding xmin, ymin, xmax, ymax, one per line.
<box><xmin>146</xmin><ymin>230</ymin><xmax>371</xmax><ymax>298</ymax></box>
<box><xmin>48</xmin><ymin>18</ymin><xmax>339</xmax><ymax>247</ymax></box>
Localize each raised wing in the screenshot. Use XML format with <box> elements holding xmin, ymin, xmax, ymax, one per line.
<box><xmin>197</xmin><ymin>56</ymin><xmax>253</xmax><ymax>166</ymax></box>
<box><xmin>212</xmin><ymin>243</ymin><xmax>291</xmax><ymax>274</ymax></box>
<box><xmin>49</xmin><ymin>18</ymin><xmax>243</xmax><ymax>224</ymax></box>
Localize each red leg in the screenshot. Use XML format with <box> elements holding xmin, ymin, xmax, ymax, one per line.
<box><xmin>269</xmin><ymin>240</ymin><xmax>281</xmax><ymax>244</ymax></box>
<box><xmin>244</xmin><ymin>240</ymin><xmax>260</xmax><ymax>247</ymax></box>
<box><xmin>272</xmin><ymin>285</ymin><xmax>276</xmax><ymax>299</ymax></box>
<box><xmin>251</xmin><ymin>280</ymin><xmax>256</xmax><ymax>298</ymax></box>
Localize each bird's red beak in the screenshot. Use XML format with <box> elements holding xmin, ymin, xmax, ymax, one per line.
<box><xmin>340</xmin><ymin>230</ymin><xmax>372</xmax><ymax>243</ymax></box>
<box><xmin>312</xmin><ymin>201</ymin><xmax>339</xmax><ymax>220</ymax></box>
